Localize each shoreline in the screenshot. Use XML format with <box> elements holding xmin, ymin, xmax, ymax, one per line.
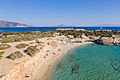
<box><xmin>0</xmin><ymin>35</ymin><xmax>93</xmax><ymax>80</ymax></box>
<box><xmin>0</xmin><ymin>29</ymin><xmax>120</xmax><ymax>80</ymax></box>
<box><xmin>31</xmin><ymin>42</ymin><xmax>93</xmax><ymax>80</ymax></box>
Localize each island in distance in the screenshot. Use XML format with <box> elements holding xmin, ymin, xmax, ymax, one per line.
<box><xmin>0</xmin><ymin>20</ymin><xmax>32</xmax><ymax>27</ymax></box>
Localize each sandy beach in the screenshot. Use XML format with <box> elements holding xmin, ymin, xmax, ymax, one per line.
<box><xmin>0</xmin><ymin>35</ymin><xmax>92</xmax><ymax>80</ymax></box>
<box><xmin>31</xmin><ymin>42</ymin><xmax>92</xmax><ymax>80</ymax></box>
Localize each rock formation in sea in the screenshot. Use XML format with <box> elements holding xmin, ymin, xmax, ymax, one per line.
<box><xmin>71</xmin><ymin>64</ymin><xmax>80</xmax><ymax>75</ymax></box>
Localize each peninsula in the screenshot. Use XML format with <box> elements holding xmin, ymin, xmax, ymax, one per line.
<box><xmin>0</xmin><ymin>29</ymin><xmax>120</xmax><ymax>80</ymax></box>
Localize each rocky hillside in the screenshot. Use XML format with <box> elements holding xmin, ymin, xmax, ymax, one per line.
<box><xmin>0</xmin><ymin>20</ymin><xmax>31</xmax><ymax>27</ymax></box>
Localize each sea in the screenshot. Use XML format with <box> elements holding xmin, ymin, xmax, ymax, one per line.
<box><xmin>48</xmin><ymin>44</ymin><xmax>120</xmax><ymax>80</ymax></box>
<box><xmin>0</xmin><ymin>26</ymin><xmax>120</xmax><ymax>32</ymax></box>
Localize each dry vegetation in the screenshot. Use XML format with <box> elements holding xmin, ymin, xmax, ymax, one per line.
<box><xmin>6</xmin><ymin>51</ymin><xmax>23</xmax><ymax>60</ymax></box>
<box><xmin>24</xmin><ymin>46</ymin><xmax>39</xmax><ymax>57</ymax></box>
<box><xmin>0</xmin><ymin>51</ymin><xmax>4</xmax><ymax>59</ymax></box>
<box><xmin>15</xmin><ymin>43</ymin><xmax>29</xmax><ymax>49</ymax></box>
<box><xmin>0</xmin><ymin>44</ymin><xmax>11</xmax><ymax>50</ymax></box>
<box><xmin>0</xmin><ymin>31</ymin><xmax>55</xmax><ymax>43</ymax></box>
<box><xmin>57</xmin><ymin>30</ymin><xmax>114</xmax><ymax>38</ymax></box>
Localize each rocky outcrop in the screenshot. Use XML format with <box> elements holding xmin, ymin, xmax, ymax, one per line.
<box><xmin>93</xmin><ymin>37</ymin><xmax>120</xmax><ymax>45</ymax></box>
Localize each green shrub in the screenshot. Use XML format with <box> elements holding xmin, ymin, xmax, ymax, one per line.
<box><xmin>6</xmin><ymin>51</ymin><xmax>23</xmax><ymax>60</ymax></box>
<box><xmin>24</xmin><ymin>46</ymin><xmax>39</xmax><ymax>57</ymax></box>
<box><xmin>0</xmin><ymin>31</ymin><xmax>55</xmax><ymax>43</ymax></box>
<box><xmin>15</xmin><ymin>43</ymin><xmax>29</xmax><ymax>49</ymax></box>
<box><xmin>0</xmin><ymin>51</ymin><xmax>4</xmax><ymax>59</ymax></box>
<box><xmin>1</xmin><ymin>37</ymin><xmax>21</xmax><ymax>43</ymax></box>
<box><xmin>0</xmin><ymin>44</ymin><xmax>11</xmax><ymax>50</ymax></box>
<box><xmin>1</xmin><ymin>38</ymin><xmax>14</xmax><ymax>43</ymax></box>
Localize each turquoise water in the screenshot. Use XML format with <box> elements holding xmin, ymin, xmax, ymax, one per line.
<box><xmin>48</xmin><ymin>44</ymin><xmax>120</xmax><ymax>80</ymax></box>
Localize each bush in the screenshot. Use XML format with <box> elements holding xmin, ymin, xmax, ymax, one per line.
<box><xmin>1</xmin><ymin>38</ymin><xmax>14</xmax><ymax>43</ymax></box>
<box><xmin>24</xmin><ymin>46</ymin><xmax>39</xmax><ymax>57</ymax></box>
<box><xmin>1</xmin><ymin>37</ymin><xmax>21</xmax><ymax>43</ymax></box>
<box><xmin>0</xmin><ymin>44</ymin><xmax>11</xmax><ymax>50</ymax></box>
<box><xmin>57</xmin><ymin>30</ymin><xmax>83</xmax><ymax>38</ymax></box>
<box><xmin>0</xmin><ymin>31</ymin><xmax>55</xmax><ymax>43</ymax></box>
<box><xmin>15</xmin><ymin>43</ymin><xmax>29</xmax><ymax>49</ymax></box>
<box><xmin>0</xmin><ymin>51</ymin><xmax>4</xmax><ymax>59</ymax></box>
<box><xmin>6</xmin><ymin>51</ymin><xmax>23</xmax><ymax>60</ymax></box>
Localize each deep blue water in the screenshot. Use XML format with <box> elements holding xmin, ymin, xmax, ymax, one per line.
<box><xmin>48</xmin><ymin>44</ymin><xmax>120</xmax><ymax>80</ymax></box>
<box><xmin>0</xmin><ymin>27</ymin><xmax>120</xmax><ymax>32</ymax></box>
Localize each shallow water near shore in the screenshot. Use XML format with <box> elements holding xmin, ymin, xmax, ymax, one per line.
<box><xmin>48</xmin><ymin>44</ymin><xmax>120</xmax><ymax>80</ymax></box>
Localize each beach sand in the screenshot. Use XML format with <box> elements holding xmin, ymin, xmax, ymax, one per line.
<box><xmin>0</xmin><ymin>36</ymin><xmax>92</xmax><ymax>80</ymax></box>
<box><xmin>31</xmin><ymin>42</ymin><xmax>92</xmax><ymax>80</ymax></box>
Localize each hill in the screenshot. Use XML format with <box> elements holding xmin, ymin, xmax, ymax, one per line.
<box><xmin>0</xmin><ymin>20</ymin><xmax>31</xmax><ymax>27</ymax></box>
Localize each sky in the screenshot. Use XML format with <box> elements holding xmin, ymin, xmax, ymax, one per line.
<box><xmin>0</xmin><ymin>0</ymin><xmax>120</xmax><ymax>26</ymax></box>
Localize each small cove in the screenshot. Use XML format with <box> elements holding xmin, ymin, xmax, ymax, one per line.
<box><xmin>48</xmin><ymin>44</ymin><xmax>120</xmax><ymax>80</ymax></box>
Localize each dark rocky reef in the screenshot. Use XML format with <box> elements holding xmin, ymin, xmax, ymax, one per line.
<box><xmin>108</xmin><ymin>58</ymin><xmax>120</xmax><ymax>72</ymax></box>
<box><xmin>71</xmin><ymin>64</ymin><xmax>80</xmax><ymax>75</ymax></box>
